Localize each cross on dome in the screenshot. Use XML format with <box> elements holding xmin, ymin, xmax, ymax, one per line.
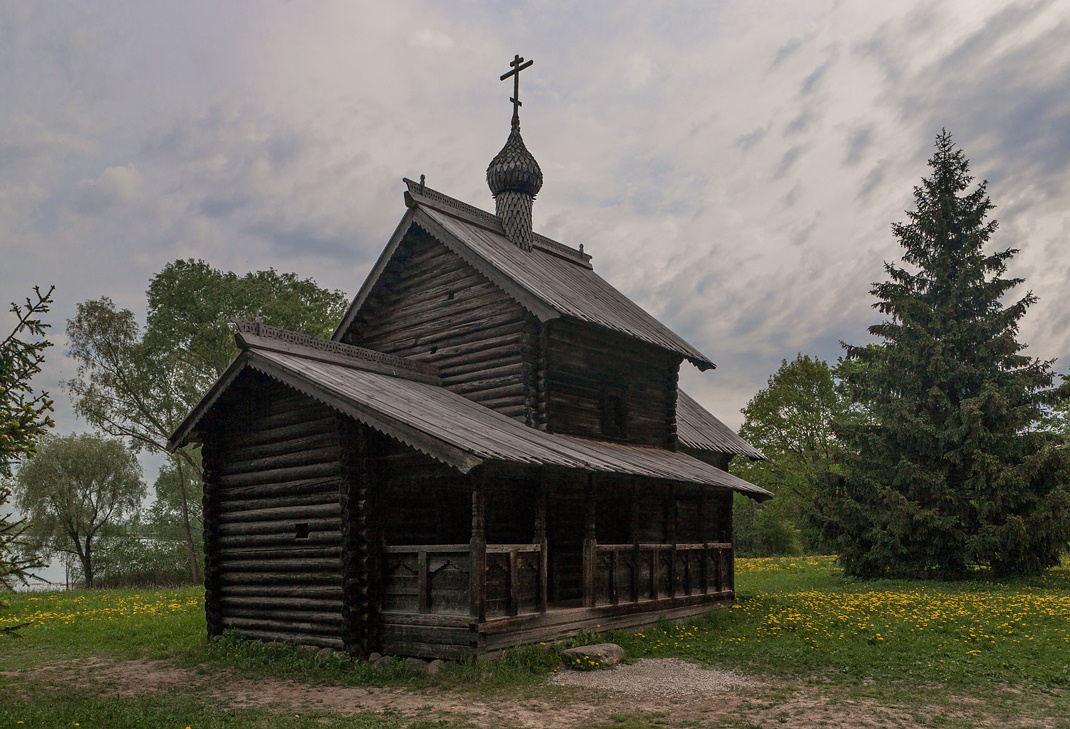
<box><xmin>500</xmin><ymin>54</ymin><xmax>533</xmax><ymax>125</ymax></box>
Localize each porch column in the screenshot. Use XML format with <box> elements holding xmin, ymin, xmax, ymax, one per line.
<box><xmin>667</xmin><ymin>483</ymin><xmax>678</xmax><ymax>598</ymax></box>
<box><xmin>583</xmin><ymin>473</ymin><xmax>597</xmax><ymax>608</ymax></box>
<box><xmin>535</xmin><ymin>469</ymin><xmax>549</xmax><ymax>613</ymax></box>
<box><xmin>470</xmin><ymin>469</ymin><xmax>486</xmax><ymax>622</ymax></box>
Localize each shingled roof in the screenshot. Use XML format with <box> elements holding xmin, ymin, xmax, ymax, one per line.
<box><xmin>169</xmin><ymin>323</ymin><xmax>770</xmax><ymax>500</ymax></box>
<box><xmin>333</xmin><ymin>179</ymin><xmax>716</xmax><ymax>371</ymax></box>
<box><xmin>676</xmin><ymin>390</ymin><xmax>765</xmax><ymax>460</ymax></box>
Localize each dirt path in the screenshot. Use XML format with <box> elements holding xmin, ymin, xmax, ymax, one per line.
<box><xmin>1</xmin><ymin>657</ymin><xmax>1045</xmax><ymax>728</ymax></box>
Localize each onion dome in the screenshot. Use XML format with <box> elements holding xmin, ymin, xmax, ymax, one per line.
<box><xmin>487</xmin><ymin>118</ymin><xmax>542</xmax><ymax>251</ymax></box>
<box><xmin>487</xmin><ymin>118</ymin><xmax>543</xmax><ymax>198</ymax></box>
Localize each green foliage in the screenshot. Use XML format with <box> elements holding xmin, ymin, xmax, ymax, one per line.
<box><xmin>64</xmin><ymin>260</ymin><xmax>348</xmax><ymax>585</ymax></box>
<box><xmin>1</xmin><ymin>484</ymin><xmax>44</xmax><ymax>593</ymax></box>
<box><xmin>13</xmin><ymin>433</ymin><xmax>145</xmax><ymax>588</ymax></box>
<box><xmin>730</xmin><ymin>353</ymin><xmax>845</xmax><ymax>554</ymax></box>
<box><xmin>1</xmin><ymin>285</ymin><xmax>55</xmax><ymax>477</ymax></box>
<box><xmin>732</xmin><ymin>492</ymin><xmax>802</xmax><ymax>556</ymax></box>
<box><xmin>825</xmin><ymin>131</ymin><xmax>1070</xmax><ymax>579</ymax></box>
<box><xmin>143</xmin><ymin>258</ymin><xmax>350</xmax><ymax>380</ymax></box>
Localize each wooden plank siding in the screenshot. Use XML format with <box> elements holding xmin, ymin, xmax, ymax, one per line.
<box><xmin>203</xmin><ymin>373</ymin><xmax>347</xmax><ymax>650</ymax></box>
<box><xmin>542</xmin><ymin>318</ymin><xmax>681</xmax><ymax>447</ymax></box>
<box><xmin>340</xmin><ymin>228</ymin><xmax>536</xmax><ymax>424</ymax></box>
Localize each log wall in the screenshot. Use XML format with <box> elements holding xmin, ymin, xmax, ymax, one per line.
<box><xmin>202</xmin><ymin>373</ymin><xmax>346</xmax><ymax>650</ymax></box>
<box><xmin>341</xmin><ymin>228</ymin><xmax>536</xmax><ymax>423</ymax></box>
<box><xmin>541</xmin><ymin>318</ymin><xmax>681</xmax><ymax>446</ymax></box>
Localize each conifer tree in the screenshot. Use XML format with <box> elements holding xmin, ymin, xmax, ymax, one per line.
<box><xmin>825</xmin><ymin>131</ymin><xmax>1070</xmax><ymax>578</ymax></box>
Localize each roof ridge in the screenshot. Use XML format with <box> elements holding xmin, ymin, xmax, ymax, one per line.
<box><xmin>403</xmin><ymin>178</ymin><xmax>592</xmax><ymax>268</ymax></box>
<box><xmin>232</xmin><ymin>319</ymin><xmax>441</xmax><ymax>384</ymax></box>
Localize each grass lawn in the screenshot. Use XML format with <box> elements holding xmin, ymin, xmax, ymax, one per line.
<box><xmin>1</xmin><ymin>556</ymin><xmax>1067</xmax><ymax>728</ymax></box>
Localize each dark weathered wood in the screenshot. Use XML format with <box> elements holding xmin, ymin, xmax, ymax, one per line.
<box><xmin>583</xmin><ymin>474</ymin><xmax>596</xmax><ymax>608</ymax></box>
<box><xmin>220</xmin><ymin>445</ymin><xmax>342</xmax><ymax>477</ymax></box>
<box><xmin>218</xmin><ymin>461</ymin><xmax>340</xmax><ymax>488</ymax></box>
<box><xmin>228</xmin><ymin>628</ymin><xmax>344</xmax><ymax>650</ymax></box>
<box><xmin>470</xmin><ymin>470</ymin><xmax>487</xmax><ymax>625</ymax></box>
<box><xmin>225</xmin><ymin>416</ymin><xmax>339</xmax><ymax>451</ymax></box>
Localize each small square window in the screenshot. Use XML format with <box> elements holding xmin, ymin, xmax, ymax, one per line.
<box><xmin>295</xmin><ymin>523</ymin><xmax>310</xmax><ymax>539</ymax></box>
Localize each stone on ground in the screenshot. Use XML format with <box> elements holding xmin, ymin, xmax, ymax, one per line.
<box><xmin>560</xmin><ymin>643</ymin><xmax>624</xmax><ymax>669</ymax></box>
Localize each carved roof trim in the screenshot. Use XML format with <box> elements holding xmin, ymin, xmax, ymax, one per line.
<box><xmin>233</xmin><ymin>319</ymin><xmax>441</xmax><ymax>384</ymax></box>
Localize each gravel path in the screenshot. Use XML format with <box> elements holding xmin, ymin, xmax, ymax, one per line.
<box><xmin>548</xmin><ymin>658</ymin><xmax>755</xmax><ymax>697</ymax></box>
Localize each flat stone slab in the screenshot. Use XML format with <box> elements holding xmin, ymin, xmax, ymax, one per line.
<box><xmin>560</xmin><ymin>643</ymin><xmax>624</xmax><ymax>669</ymax></box>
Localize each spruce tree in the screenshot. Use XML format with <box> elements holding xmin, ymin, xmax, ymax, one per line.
<box><xmin>825</xmin><ymin>131</ymin><xmax>1070</xmax><ymax>578</ymax></box>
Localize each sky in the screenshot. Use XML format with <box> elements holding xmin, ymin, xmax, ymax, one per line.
<box><xmin>4</xmin><ymin>0</ymin><xmax>1070</xmax><ymax>466</ymax></box>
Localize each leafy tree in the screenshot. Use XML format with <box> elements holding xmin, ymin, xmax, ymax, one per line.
<box><xmin>64</xmin><ymin>260</ymin><xmax>348</xmax><ymax>583</ymax></box>
<box><xmin>825</xmin><ymin>131</ymin><xmax>1070</xmax><ymax>578</ymax></box>
<box><xmin>14</xmin><ymin>433</ymin><xmax>145</xmax><ymax>588</ymax></box>
<box><xmin>1</xmin><ymin>286</ymin><xmax>55</xmax><ymax>592</ymax></box>
<box><xmin>730</xmin><ymin>354</ymin><xmax>846</xmax><ymax>555</ymax></box>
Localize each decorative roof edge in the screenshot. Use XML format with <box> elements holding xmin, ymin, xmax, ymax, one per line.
<box><xmin>403</xmin><ymin>178</ymin><xmax>593</xmax><ymax>269</ymax></box>
<box><xmin>233</xmin><ymin>319</ymin><xmax>441</xmax><ymax>385</ymax></box>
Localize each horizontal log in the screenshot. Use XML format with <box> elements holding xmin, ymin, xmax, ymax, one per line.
<box><xmin>215</xmin><ymin>556</ymin><xmax>341</xmax><ymax>573</ymax></box>
<box><xmin>226</xmin><ymin>627</ymin><xmax>344</xmax><ymax>650</ymax></box>
<box><xmin>387</xmin><ymin>318</ymin><xmax>526</xmax><ymax>354</ymax></box>
<box><xmin>475</xmin><ymin>394</ymin><xmax>529</xmax><ymax>411</ymax></box>
<box><xmin>429</xmin><ymin>332</ymin><xmax>525</xmax><ymax>361</ymax></box>
<box><xmin>378</xmin><ymin>638</ymin><xmax>474</xmax><ymax>660</ymax></box>
<box><xmin>232</xmin><ymin>403</ymin><xmax>334</xmax><ymax>434</ymax></box>
<box><xmin>218</xmin><ymin>461</ymin><xmax>340</xmax><ymax>488</ymax></box>
<box><xmin>217</xmin><ymin>518</ymin><xmax>340</xmax><ymax>538</ymax></box>
<box><xmin>219</xmin><ymin>571</ymin><xmax>340</xmax><ymax>586</ymax></box>
<box><xmin>217</xmin><ymin>502</ymin><xmax>340</xmax><ymax>526</ymax></box>
<box><xmin>219</xmin><ymin>586</ymin><xmax>342</xmax><ymax>601</ymax></box>
<box><xmin>363</xmin><ymin>292</ymin><xmax>520</xmax><ymax>343</ymax></box>
<box><xmin>380</xmin><ymin>623</ymin><xmax>474</xmax><ymax>646</ymax></box>
<box><xmin>218</xmin><ymin>477</ymin><xmax>342</xmax><ymax>502</ymax></box>
<box><xmin>216</xmin><ymin>531</ymin><xmax>341</xmax><ymax>549</ymax></box>
<box><xmin>218</xmin><ymin>546</ymin><xmax>343</xmax><ymax>561</ymax></box>
<box><xmin>461</xmin><ymin>382</ymin><xmax>525</xmax><ymax>402</ymax></box>
<box><xmin>225</xmin><ymin>432</ymin><xmax>340</xmax><ymax>464</ymax></box>
<box><xmin>217</xmin><ymin>489</ymin><xmax>342</xmax><ymax>515</ymax></box>
<box><xmin>362</xmin><ymin>281</ymin><xmax>502</xmax><ymax>326</ymax></box>
<box><xmin>226</xmin><ymin>416</ymin><xmax>338</xmax><ymax>450</ymax></box>
<box><xmin>224</xmin><ymin>607</ymin><xmax>342</xmax><ymax>625</ymax></box>
<box><xmin>448</xmin><ymin>374</ymin><xmax>523</xmax><ymax>397</ymax></box>
<box><xmin>221</xmin><ymin>445</ymin><xmax>342</xmax><ymax>477</ymax></box>
<box><xmin>441</xmin><ymin>362</ymin><xmax>527</xmax><ymax>387</ymax></box>
<box><xmin>365</xmin><ymin>306</ymin><xmax>521</xmax><ymax>349</ymax></box>
<box><xmin>221</xmin><ymin>595</ymin><xmax>342</xmax><ymax>612</ymax></box>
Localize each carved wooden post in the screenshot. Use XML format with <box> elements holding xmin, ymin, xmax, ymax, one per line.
<box><xmin>700</xmin><ymin>487</ymin><xmax>710</xmax><ymax>596</ymax></box>
<box><xmin>583</xmin><ymin>473</ymin><xmax>597</xmax><ymax>608</ymax></box>
<box><xmin>340</xmin><ymin>418</ymin><xmax>378</xmax><ymax>656</ymax></box>
<box><xmin>535</xmin><ymin>469</ymin><xmax>548</xmax><ymax>613</ymax></box>
<box><xmin>667</xmin><ymin>483</ymin><xmax>677</xmax><ymax>599</ymax></box>
<box><xmin>630</xmin><ymin>479</ymin><xmax>640</xmax><ymax>603</ymax></box>
<box><xmin>470</xmin><ymin>469</ymin><xmax>487</xmax><ymax>622</ymax></box>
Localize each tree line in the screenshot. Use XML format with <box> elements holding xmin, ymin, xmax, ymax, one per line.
<box><xmin>3</xmin><ymin>131</ymin><xmax>1069</xmax><ymax>587</ymax></box>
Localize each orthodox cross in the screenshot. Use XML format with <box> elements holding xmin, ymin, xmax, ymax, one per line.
<box><xmin>500</xmin><ymin>54</ymin><xmax>533</xmax><ymax>123</ymax></box>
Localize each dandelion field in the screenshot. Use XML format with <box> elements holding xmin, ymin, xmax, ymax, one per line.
<box><xmin>1</xmin><ymin>555</ymin><xmax>1068</xmax><ymax>727</ymax></box>
<box><xmin>609</xmin><ymin>555</ymin><xmax>1070</xmax><ymax>688</ymax></box>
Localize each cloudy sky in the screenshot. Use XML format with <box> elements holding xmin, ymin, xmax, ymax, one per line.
<box><xmin>4</xmin><ymin>0</ymin><xmax>1070</xmax><ymax>453</ymax></box>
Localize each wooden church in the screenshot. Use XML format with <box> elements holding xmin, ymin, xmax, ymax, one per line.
<box><xmin>169</xmin><ymin>57</ymin><xmax>770</xmax><ymax>659</ymax></box>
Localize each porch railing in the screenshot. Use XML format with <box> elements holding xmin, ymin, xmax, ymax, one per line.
<box><xmin>589</xmin><ymin>542</ymin><xmax>732</xmax><ymax>607</ymax></box>
<box><xmin>381</xmin><ymin>544</ymin><xmax>545</xmax><ymax>617</ymax></box>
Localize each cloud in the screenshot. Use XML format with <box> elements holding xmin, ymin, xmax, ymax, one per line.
<box><xmin>69</xmin><ymin>165</ymin><xmax>143</xmax><ymax>214</ymax></box>
<box><xmin>410</xmin><ymin>28</ymin><xmax>454</xmax><ymax>50</ymax></box>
